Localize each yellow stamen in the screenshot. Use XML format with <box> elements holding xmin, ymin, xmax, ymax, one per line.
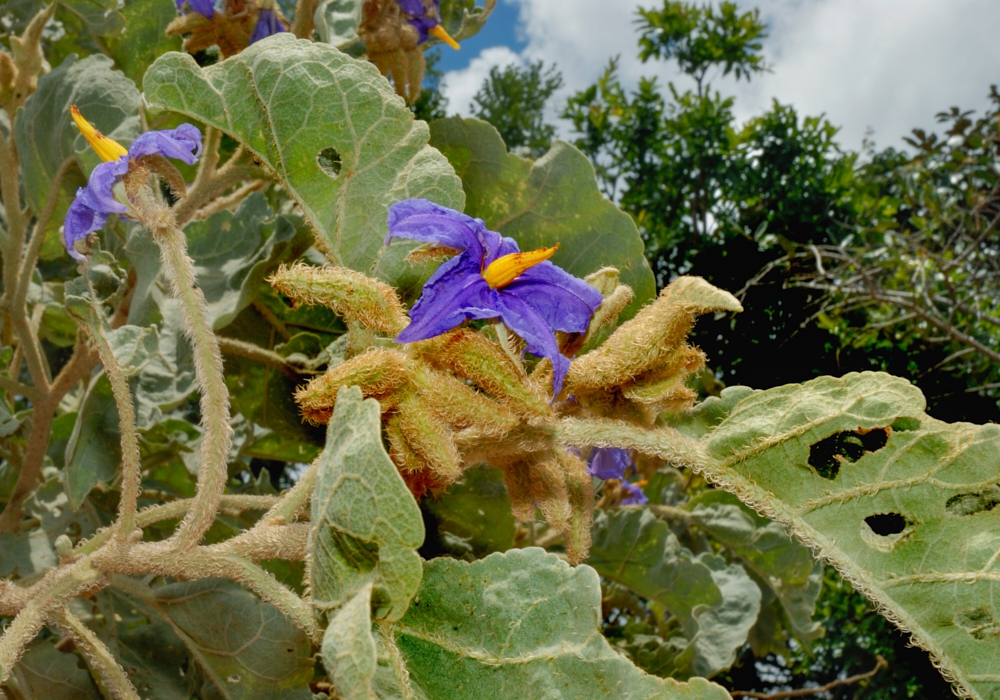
<box><xmin>70</xmin><ymin>105</ymin><xmax>128</xmax><ymax>163</ymax></box>
<box><xmin>482</xmin><ymin>244</ymin><xmax>559</xmax><ymax>290</ymax></box>
<box><xmin>429</xmin><ymin>24</ymin><xmax>460</xmax><ymax>50</ymax></box>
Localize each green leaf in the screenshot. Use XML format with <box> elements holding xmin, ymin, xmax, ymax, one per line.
<box><xmin>8</xmin><ymin>640</ymin><xmax>102</xmax><ymax>700</ymax></box>
<box><xmin>133</xmin><ymin>301</ymin><xmax>197</xmax><ymax>428</ymax></box>
<box><xmin>687</xmin><ymin>491</ymin><xmax>823</xmax><ymax>644</ymax></box>
<box><xmin>104</xmin><ymin>0</ymin><xmax>182</xmax><ymax>83</ymax></box>
<box><xmin>425</xmin><ymin>464</ymin><xmax>516</xmax><ymax>557</ymax></box>
<box><xmin>438</xmin><ymin>0</ymin><xmax>496</xmax><ymax>43</ymax></box>
<box><xmin>15</xmin><ymin>54</ymin><xmax>140</xmax><ymax>260</ymax></box>
<box><xmin>106</xmin><ymin>325</ymin><xmax>159</xmax><ymax>377</ymax></box>
<box><xmin>589</xmin><ymin>509</ymin><xmax>761</xmax><ymax>679</ymax></box>
<box><xmin>698</xmin><ymin>371</ymin><xmax>1000</xmax><ymax>699</ymax></box>
<box><xmin>320</xmin><ymin>582</ymin><xmax>377</xmax><ymax>700</ymax></box>
<box><xmin>313</xmin><ymin>0</ymin><xmax>365</xmax><ymax>54</ymax></box>
<box><xmin>428</xmin><ymin>116</ymin><xmax>656</xmax><ymax>319</ymax></box>
<box><xmin>64</xmin><ymin>374</ymin><xmax>120</xmax><ymax>509</ymax></box>
<box><xmin>392</xmin><ymin>547</ymin><xmax>732</xmax><ymax>699</ymax></box>
<box><xmin>142</xmin><ymin>36</ymin><xmax>465</xmax><ymax>284</ymax></box>
<box><xmin>0</xmin><ymin>528</ymin><xmax>57</xmax><ymax>579</ymax></box>
<box><xmin>309</xmin><ymin>386</ymin><xmax>424</xmax><ymax>623</ymax></box>
<box><xmin>112</xmin><ymin>578</ymin><xmax>314</xmax><ymax>700</ymax></box>
<box><xmin>186</xmin><ymin>193</ymin><xmax>312</xmax><ymax>331</ymax></box>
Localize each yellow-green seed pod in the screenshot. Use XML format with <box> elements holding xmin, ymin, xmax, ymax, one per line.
<box><xmin>566</xmin><ymin>276</ymin><xmax>741</xmax><ymax>394</ymax></box>
<box><xmin>295</xmin><ymin>347</ymin><xmax>411</xmax><ymax>423</ymax></box>
<box><xmin>269</xmin><ymin>263</ymin><xmax>408</xmax><ymax>336</ymax></box>
<box><xmin>416</xmin><ymin>329</ymin><xmax>551</xmax><ymax>418</ymax></box>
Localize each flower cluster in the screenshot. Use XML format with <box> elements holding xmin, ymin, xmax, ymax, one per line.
<box><xmin>587</xmin><ymin>447</ymin><xmax>648</xmax><ymax>505</ymax></box>
<box><xmin>386</xmin><ymin>199</ymin><xmax>603</xmax><ymax>396</ymax></box>
<box><xmin>63</xmin><ymin>106</ymin><xmax>201</xmax><ymax>261</ymax></box>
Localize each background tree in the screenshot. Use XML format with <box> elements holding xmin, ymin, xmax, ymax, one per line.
<box><xmin>470</xmin><ymin>59</ymin><xmax>563</xmax><ymax>156</ymax></box>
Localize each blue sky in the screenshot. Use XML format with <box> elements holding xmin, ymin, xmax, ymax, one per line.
<box><xmin>437</xmin><ymin>0</ymin><xmax>1000</xmax><ymax>151</ymax></box>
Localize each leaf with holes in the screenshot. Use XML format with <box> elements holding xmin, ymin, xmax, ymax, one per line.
<box><xmin>389</xmin><ymin>547</ymin><xmax>733</xmax><ymax>698</ymax></box>
<box><xmin>142</xmin><ymin>35</ymin><xmax>464</xmax><ymax>287</ymax></box>
<box><xmin>589</xmin><ymin>509</ymin><xmax>761</xmax><ymax>679</ymax></box>
<box><xmin>693</xmin><ymin>371</ymin><xmax>1000</xmax><ymax>700</ymax></box>
<box><xmin>309</xmin><ymin>386</ymin><xmax>424</xmax><ymax>624</ymax></box>
<box><xmin>427</xmin><ymin>116</ymin><xmax>655</xmax><ymax>320</ymax></box>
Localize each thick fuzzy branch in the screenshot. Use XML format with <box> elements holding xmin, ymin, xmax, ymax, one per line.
<box><xmin>132</xmin><ymin>186</ymin><xmax>232</xmax><ymax>550</ymax></box>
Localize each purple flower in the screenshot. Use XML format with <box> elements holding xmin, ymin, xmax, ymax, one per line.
<box><xmin>395</xmin><ymin>0</ymin><xmax>459</xmax><ymax>48</ymax></box>
<box><xmin>621</xmin><ymin>481</ymin><xmax>649</xmax><ymax>506</ymax></box>
<box><xmin>385</xmin><ymin>199</ymin><xmax>602</xmax><ymax>396</ymax></box>
<box><xmin>587</xmin><ymin>447</ymin><xmax>634</xmax><ymax>480</ymax></box>
<box><xmin>175</xmin><ymin>0</ymin><xmax>214</xmax><ymax>18</ymax></box>
<box><xmin>64</xmin><ymin>106</ymin><xmax>201</xmax><ymax>261</ymax></box>
<box><xmin>250</xmin><ymin>4</ymin><xmax>287</xmax><ymax>44</ymax></box>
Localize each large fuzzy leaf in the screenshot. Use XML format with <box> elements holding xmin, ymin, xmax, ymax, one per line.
<box><xmin>688</xmin><ymin>371</ymin><xmax>1000</xmax><ymax>699</ymax></box>
<box><xmin>428</xmin><ymin>116</ymin><xmax>656</xmax><ymax>319</ymax></box>
<box><xmin>589</xmin><ymin>510</ymin><xmax>761</xmax><ymax>679</ymax></box>
<box><xmin>7</xmin><ymin>641</ymin><xmax>101</xmax><ymax>700</ymax></box>
<box><xmin>390</xmin><ymin>547</ymin><xmax>732</xmax><ymax>699</ymax></box>
<box><xmin>142</xmin><ymin>36</ymin><xmax>464</xmax><ymax>288</ymax></box>
<box><xmin>309</xmin><ymin>386</ymin><xmax>424</xmax><ymax>624</ymax></box>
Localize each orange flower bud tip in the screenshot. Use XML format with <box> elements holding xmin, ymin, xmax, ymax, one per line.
<box><xmin>482</xmin><ymin>243</ymin><xmax>559</xmax><ymax>290</ymax></box>
<box><xmin>70</xmin><ymin>105</ymin><xmax>128</xmax><ymax>163</ymax></box>
<box><xmin>429</xmin><ymin>24</ymin><xmax>460</xmax><ymax>50</ymax></box>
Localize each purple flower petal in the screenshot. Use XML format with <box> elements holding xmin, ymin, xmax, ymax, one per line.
<box><xmin>621</xmin><ymin>481</ymin><xmax>649</xmax><ymax>506</ymax></box>
<box><xmin>396</xmin><ymin>256</ymin><xmax>500</xmax><ymax>342</ymax></box>
<box><xmin>79</xmin><ymin>158</ymin><xmax>130</xmax><ymax>216</ymax></box>
<box><xmin>386</xmin><ymin>199</ymin><xmax>502</xmax><ymax>262</ymax></box>
<box><xmin>495</xmin><ymin>293</ymin><xmax>571</xmax><ymax>396</ymax></box>
<box><xmin>64</xmin><ymin>195</ymin><xmax>107</xmax><ymax>261</ymax></box>
<box><xmin>129</xmin><ymin>124</ymin><xmax>202</xmax><ymax>165</ymax></box>
<box><xmin>504</xmin><ymin>261</ymin><xmax>603</xmax><ymax>335</ymax></box>
<box><xmin>187</xmin><ymin>0</ymin><xmax>214</xmax><ymax>17</ymax></box>
<box><xmin>587</xmin><ymin>447</ymin><xmax>634</xmax><ymax>480</ymax></box>
<box><xmin>250</xmin><ymin>8</ymin><xmax>286</xmax><ymax>44</ymax></box>
<box><xmin>396</xmin><ymin>0</ymin><xmax>424</xmax><ymax>15</ymax></box>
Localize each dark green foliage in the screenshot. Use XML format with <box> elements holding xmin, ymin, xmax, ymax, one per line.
<box><xmin>470</xmin><ymin>59</ymin><xmax>564</xmax><ymax>157</ymax></box>
<box><xmin>636</xmin><ymin>0</ymin><xmax>768</xmax><ymax>88</ymax></box>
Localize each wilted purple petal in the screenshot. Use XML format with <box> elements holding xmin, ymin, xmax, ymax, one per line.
<box><xmin>250</xmin><ymin>8</ymin><xmax>286</xmax><ymax>44</ymax></box>
<box><xmin>80</xmin><ymin>159</ymin><xmax>129</xmax><ymax>215</ymax></box>
<box><xmin>505</xmin><ymin>261</ymin><xmax>602</xmax><ymax>335</ymax></box>
<box><xmin>396</xmin><ymin>256</ymin><xmax>499</xmax><ymax>342</ymax></box>
<box><xmin>386</xmin><ymin>198</ymin><xmax>501</xmax><ymax>262</ymax></box>
<box><xmin>587</xmin><ymin>447</ymin><xmax>634</xmax><ymax>480</ymax></box>
<box><xmin>496</xmin><ymin>293</ymin><xmax>570</xmax><ymax>396</ymax></box>
<box><xmin>621</xmin><ymin>481</ymin><xmax>649</xmax><ymax>506</ymax></box>
<box><xmin>130</xmin><ymin>124</ymin><xmax>202</xmax><ymax>164</ymax></box>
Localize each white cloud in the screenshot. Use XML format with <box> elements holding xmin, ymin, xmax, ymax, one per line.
<box><xmin>440</xmin><ymin>45</ymin><xmax>524</xmax><ymax>117</ymax></box>
<box><xmin>444</xmin><ymin>0</ymin><xmax>1000</xmax><ymax>150</ymax></box>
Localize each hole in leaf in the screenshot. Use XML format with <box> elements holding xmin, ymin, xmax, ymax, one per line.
<box><xmin>955</xmin><ymin>607</ymin><xmax>1000</xmax><ymax>640</ymax></box>
<box><xmin>865</xmin><ymin>512</ymin><xmax>906</xmax><ymax>536</ymax></box>
<box><xmin>891</xmin><ymin>417</ymin><xmax>920</xmax><ymax>432</ymax></box>
<box><xmin>946</xmin><ymin>486</ymin><xmax>1000</xmax><ymax>517</ymax></box>
<box><xmin>807</xmin><ymin>429</ymin><xmax>889</xmax><ymax>479</ymax></box>
<box><xmin>318</xmin><ymin>147</ymin><xmax>342</xmax><ymax>177</ymax></box>
<box><xmin>227</xmin><ymin>674</ymin><xmax>241</xmax><ymax>684</ymax></box>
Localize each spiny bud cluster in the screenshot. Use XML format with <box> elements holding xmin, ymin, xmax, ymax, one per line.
<box><xmin>271</xmin><ymin>263</ymin><xmax>740</xmax><ymax>563</ymax></box>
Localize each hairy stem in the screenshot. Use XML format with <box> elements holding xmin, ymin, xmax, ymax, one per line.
<box><xmin>133</xmin><ymin>185</ymin><xmax>232</xmax><ymax>550</ymax></box>
<box><xmin>262</xmin><ymin>459</ymin><xmax>319</xmax><ymax>523</ymax></box>
<box><xmin>55</xmin><ymin>608</ymin><xmax>140</xmax><ymax>700</ymax></box>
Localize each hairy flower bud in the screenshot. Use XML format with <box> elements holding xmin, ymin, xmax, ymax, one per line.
<box><xmin>270</xmin><ymin>263</ymin><xmax>408</xmax><ymax>336</ymax></box>
<box><xmin>295</xmin><ymin>347</ymin><xmax>411</xmax><ymax>423</ymax></box>
<box><xmin>415</xmin><ymin>329</ymin><xmax>551</xmax><ymax>418</ymax></box>
<box><xmin>395</xmin><ymin>391</ymin><xmax>462</xmax><ymax>486</ymax></box>
<box><xmin>566</xmin><ymin>276</ymin><xmax>741</xmax><ymax>394</ymax></box>
<box><xmin>412</xmin><ymin>366</ymin><xmax>518</xmax><ymax>437</ymax></box>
